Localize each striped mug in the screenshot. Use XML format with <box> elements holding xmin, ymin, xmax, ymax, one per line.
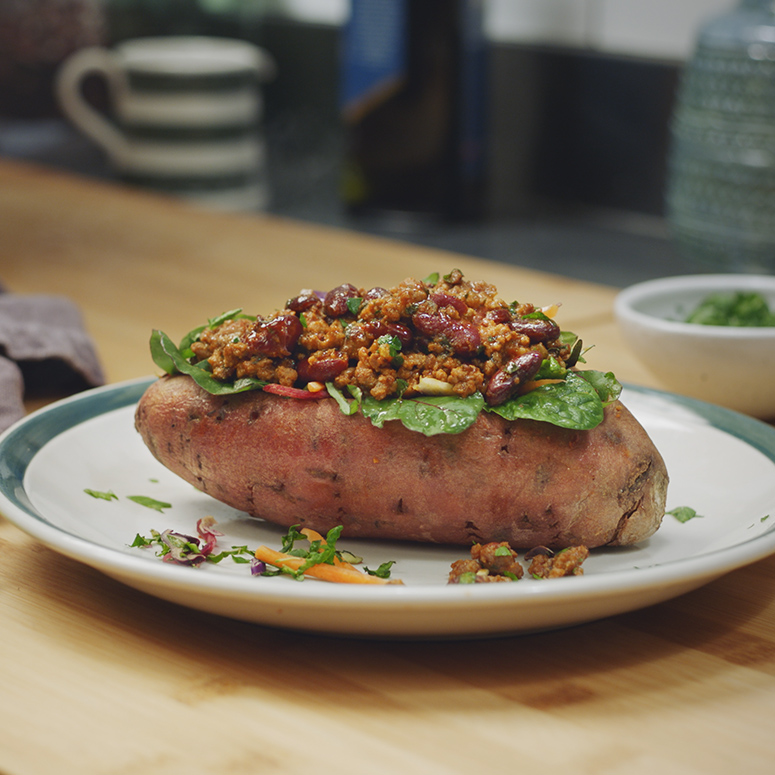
<box><xmin>56</xmin><ymin>36</ymin><xmax>275</xmax><ymax>211</ymax></box>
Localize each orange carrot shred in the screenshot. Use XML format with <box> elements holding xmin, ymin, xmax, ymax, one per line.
<box><xmin>254</xmin><ymin>545</ymin><xmax>401</xmax><ymax>585</ymax></box>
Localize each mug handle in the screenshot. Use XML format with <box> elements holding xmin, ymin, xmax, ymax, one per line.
<box><xmin>55</xmin><ymin>47</ymin><xmax>129</xmax><ymax>161</ymax></box>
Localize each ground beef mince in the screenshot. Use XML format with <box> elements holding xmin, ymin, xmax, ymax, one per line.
<box><xmin>447</xmin><ymin>542</ymin><xmax>589</xmax><ymax>583</ymax></box>
<box><xmin>526</xmin><ymin>546</ymin><xmax>590</xmax><ymax>578</ymax></box>
<box><xmin>189</xmin><ymin>270</ymin><xmax>573</xmax><ymax>405</ymax></box>
<box><xmin>448</xmin><ymin>542</ymin><xmax>524</xmax><ymax>583</ymax></box>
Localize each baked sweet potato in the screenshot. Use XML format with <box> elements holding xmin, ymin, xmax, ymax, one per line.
<box><xmin>134</xmin><ymin>374</ymin><xmax>668</xmax><ymax>549</ymax></box>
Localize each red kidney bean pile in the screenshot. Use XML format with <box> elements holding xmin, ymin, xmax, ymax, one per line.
<box><xmin>189</xmin><ymin>269</ymin><xmax>574</xmax><ymax>405</ymax></box>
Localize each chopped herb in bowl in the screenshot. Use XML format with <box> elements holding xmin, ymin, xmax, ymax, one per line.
<box><xmin>685</xmin><ymin>291</ymin><xmax>775</xmax><ymax>327</ymax></box>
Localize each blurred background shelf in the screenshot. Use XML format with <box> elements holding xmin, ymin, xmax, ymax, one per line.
<box><xmin>0</xmin><ymin>0</ymin><xmax>733</xmax><ymax>287</ymax></box>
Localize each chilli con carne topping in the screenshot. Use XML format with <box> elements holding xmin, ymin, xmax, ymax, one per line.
<box><xmin>188</xmin><ymin>269</ymin><xmax>574</xmax><ymax>406</ymax></box>
<box><xmin>150</xmin><ymin>270</ymin><xmax>621</xmax><ymax>435</ymax></box>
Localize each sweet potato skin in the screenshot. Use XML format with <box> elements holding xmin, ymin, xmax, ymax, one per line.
<box><xmin>134</xmin><ymin>375</ymin><xmax>668</xmax><ymax>549</ymax></box>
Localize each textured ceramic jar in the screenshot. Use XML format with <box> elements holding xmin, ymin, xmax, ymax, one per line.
<box><xmin>666</xmin><ymin>0</ymin><xmax>775</xmax><ymax>272</ymax></box>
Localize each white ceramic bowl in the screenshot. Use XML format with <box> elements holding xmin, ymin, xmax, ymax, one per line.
<box><xmin>614</xmin><ymin>274</ymin><xmax>775</xmax><ymax>419</ymax></box>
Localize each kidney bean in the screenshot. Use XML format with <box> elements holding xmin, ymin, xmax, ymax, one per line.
<box><xmin>412</xmin><ymin>310</ymin><xmax>447</xmax><ymax>338</ymax></box>
<box><xmin>486</xmin><ymin>308</ymin><xmax>511</xmax><ymax>324</ymax></box>
<box><xmin>430</xmin><ymin>291</ymin><xmax>468</xmax><ymax>316</ymax></box>
<box><xmin>363</xmin><ymin>286</ymin><xmax>388</xmax><ymax>301</ymax></box>
<box><xmin>364</xmin><ymin>320</ymin><xmax>413</xmax><ymax>348</ymax></box>
<box><xmin>287</xmin><ymin>292</ymin><xmax>319</xmax><ymax>313</ymax></box>
<box><xmin>324</xmin><ymin>283</ymin><xmax>360</xmax><ymax>317</ymax></box>
<box><xmin>510</xmin><ymin>317</ymin><xmax>560</xmax><ymax>343</ymax></box>
<box><xmin>444</xmin><ymin>319</ymin><xmax>481</xmax><ymax>355</ymax></box>
<box><xmin>484</xmin><ymin>350</ymin><xmax>542</xmax><ymax>406</ymax></box>
<box><xmin>413</xmin><ymin>310</ymin><xmax>480</xmax><ymax>355</ymax></box>
<box><xmin>297</xmin><ymin>352</ymin><xmax>348</xmax><ymax>382</ymax></box>
<box><xmin>246</xmin><ymin>315</ymin><xmax>302</xmax><ymax>358</ymax></box>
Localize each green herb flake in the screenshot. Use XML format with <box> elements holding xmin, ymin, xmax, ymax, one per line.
<box><xmin>365</xmin><ymin>561</ymin><xmax>396</xmax><ymax>578</ymax></box>
<box><xmin>127</xmin><ymin>495</ymin><xmax>172</xmax><ymax>513</ymax></box>
<box><xmin>131</xmin><ymin>533</ymin><xmax>154</xmax><ymax>547</ymax></box>
<box><xmin>667</xmin><ymin>506</ymin><xmax>703</xmax><ymax>523</ymax></box>
<box><xmin>346</xmin><ymin>296</ymin><xmax>363</xmax><ymax>316</ymax></box>
<box><xmin>377</xmin><ymin>333</ymin><xmax>403</xmax><ymax>359</ymax></box>
<box><xmin>522</xmin><ymin>310</ymin><xmax>551</xmax><ymax>321</ymax></box>
<box><xmin>208</xmin><ymin>545</ymin><xmax>255</xmax><ymax>564</ymax></box>
<box><xmin>84</xmin><ymin>489</ymin><xmax>118</xmax><ymax>502</ymax></box>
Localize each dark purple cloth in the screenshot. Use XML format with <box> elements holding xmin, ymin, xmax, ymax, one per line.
<box><xmin>0</xmin><ymin>356</ymin><xmax>25</xmax><ymax>433</ymax></box>
<box><xmin>0</xmin><ymin>293</ymin><xmax>105</xmax><ymax>432</ymax></box>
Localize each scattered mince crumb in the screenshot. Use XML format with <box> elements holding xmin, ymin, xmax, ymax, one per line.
<box><xmin>526</xmin><ymin>545</ymin><xmax>589</xmax><ymax>578</ymax></box>
<box><xmin>448</xmin><ymin>542</ymin><xmax>523</xmax><ymax>583</ymax></box>
<box><xmin>448</xmin><ymin>542</ymin><xmax>589</xmax><ymax>583</ymax></box>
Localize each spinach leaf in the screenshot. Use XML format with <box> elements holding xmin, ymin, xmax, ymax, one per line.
<box><xmin>576</xmin><ymin>369</ymin><xmax>622</xmax><ymax>405</ymax></box>
<box><xmin>326</xmin><ymin>383</ymin><xmax>360</xmax><ymax>415</ymax></box>
<box><xmin>487</xmin><ymin>371</ymin><xmax>606</xmax><ymax>430</ymax></box>
<box><xmin>360</xmin><ymin>392</ymin><xmax>485</xmax><ymax>436</ymax></box>
<box><xmin>149</xmin><ymin>329</ymin><xmax>178</xmax><ymax>376</ymax></box>
<box><xmin>177</xmin><ymin>308</ymin><xmax>255</xmax><ymax>359</ymax></box>
<box><xmin>150</xmin><ymin>329</ymin><xmax>266</xmax><ymax>395</ymax></box>
<box><xmin>535</xmin><ymin>356</ymin><xmax>567</xmax><ymax>380</ymax></box>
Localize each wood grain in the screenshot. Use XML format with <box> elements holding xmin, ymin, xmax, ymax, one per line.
<box><xmin>1</xmin><ymin>159</ymin><xmax>773</xmax><ymax>775</ymax></box>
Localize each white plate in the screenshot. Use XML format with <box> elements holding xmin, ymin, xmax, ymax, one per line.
<box><xmin>2</xmin><ymin>377</ymin><xmax>775</xmax><ymax>639</ymax></box>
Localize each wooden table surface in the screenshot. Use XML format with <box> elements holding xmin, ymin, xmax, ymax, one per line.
<box><xmin>1</xmin><ymin>159</ymin><xmax>774</xmax><ymax>774</ymax></box>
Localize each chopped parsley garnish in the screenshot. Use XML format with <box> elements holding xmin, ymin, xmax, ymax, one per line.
<box><xmin>685</xmin><ymin>291</ymin><xmax>775</xmax><ymax>327</ymax></box>
<box><xmin>131</xmin><ymin>520</ymin><xmax>398</xmax><ymax>582</ymax></box>
<box><xmin>127</xmin><ymin>495</ymin><xmax>172</xmax><ymax>513</ymax></box>
<box><xmin>84</xmin><ymin>489</ymin><xmax>118</xmax><ymax>501</ymax></box>
<box><xmin>667</xmin><ymin>506</ymin><xmax>703</xmax><ymax>523</ymax></box>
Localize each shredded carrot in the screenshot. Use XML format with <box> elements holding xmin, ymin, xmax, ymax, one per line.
<box><xmin>254</xmin><ymin>545</ymin><xmax>401</xmax><ymax>584</ymax></box>
<box><xmin>518</xmin><ymin>378</ymin><xmax>565</xmax><ymax>394</ymax></box>
<box><xmin>299</xmin><ymin>527</ymin><xmax>326</xmax><ymax>543</ymax></box>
